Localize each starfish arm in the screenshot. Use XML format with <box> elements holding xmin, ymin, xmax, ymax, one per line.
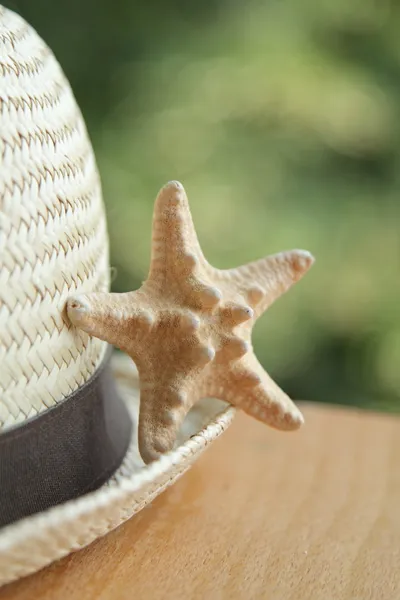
<box><xmin>201</xmin><ymin>356</ymin><xmax>304</xmax><ymax>431</ymax></box>
<box><xmin>217</xmin><ymin>250</ymin><xmax>314</xmax><ymax>318</ymax></box>
<box><xmin>138</xmin><ymin>384</ymin><xmax>189</xmax><ymax>464</ymax></box>
<box><xmin>149</xmin><ymin>181</ymin><xmax>208</xmax><ymax>283</ymax></box>
<box><xmin>66</xmin><ymin>291</ymin><xmax>152</xmax><ymax>351</ymax></box>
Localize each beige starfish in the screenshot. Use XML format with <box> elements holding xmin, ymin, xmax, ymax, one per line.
<box><xmin>67</xmin><ymin>181</ymin><xmax>314</xmax><ymax>464</ymax></box>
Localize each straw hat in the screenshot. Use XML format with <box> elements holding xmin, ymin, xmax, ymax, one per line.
<box><xmin>0</xmin><ymin>4</ymin><xmax>315</xmax><ymax>587</ymax></box>
<box><xmin>0</xmin><ymin>6</ymin><xmax>235</xmax><ymax>586</ymax></box>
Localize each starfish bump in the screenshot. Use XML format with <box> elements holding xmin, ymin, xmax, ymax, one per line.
<box><xmin>67</xmin><ymin>181</ymin><xmax>315</xmax><ymax>464</ymax></box>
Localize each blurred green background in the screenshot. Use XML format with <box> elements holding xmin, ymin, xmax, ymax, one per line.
<box><xmin>5</xmin><ymin>0</ymin><xmax>400</xmax><ymax>411</ymax></box>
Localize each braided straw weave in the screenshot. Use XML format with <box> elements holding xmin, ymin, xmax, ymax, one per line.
<box><xmin>0</xmin><ymin>6</ymin><xmax>235</xmax><ymax>587</ymax></box>
<box><xmin>0</xmin><ymin>353</ymin><xmax>235</xmax><ymax>586</ymax></box>
<box><xmin>0</xmin><ymin>5</ymin><xmax>109</xmax><ymax>430</ymax></box>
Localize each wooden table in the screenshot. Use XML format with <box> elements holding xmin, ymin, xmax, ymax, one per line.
<box><xmin>2</xmin><ymin>402</ymin><xmax>400</xmax><ymax>600</ymax></box>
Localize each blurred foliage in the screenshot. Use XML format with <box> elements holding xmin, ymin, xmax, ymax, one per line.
<box><xmin>5</xmin><ymin>0</ymin><xmax>400</xmax><ymax>410</ymax></box>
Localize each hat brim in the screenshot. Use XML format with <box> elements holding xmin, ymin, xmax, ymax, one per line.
<box><xmin>0</xmin><ymin>352</ymin><xmax>235</xmax><ymax>587</ymax></box>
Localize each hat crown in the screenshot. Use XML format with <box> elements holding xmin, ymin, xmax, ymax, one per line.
<box><xmin>0</xmin><ymin>6</ymin><xmax>109</xmax><ymax>430</ymax></box>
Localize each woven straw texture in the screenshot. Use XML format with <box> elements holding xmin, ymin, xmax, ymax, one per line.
<box><xmin>0</xmin><ymin>6</ymin><xmax>236</xmax><ymax>587</ymax></box>
<box><xmin>0</xmin><ymin>353</ymin><xmax>235</xmax><ymax>586</ymax></box>
<box><xmin>0</xmin><ymin>5</ymin><xmax>109</xmax><ymax>430</ymax></box>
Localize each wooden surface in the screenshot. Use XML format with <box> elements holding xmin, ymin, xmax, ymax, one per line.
<box><xmin>2</xmin><ymin>402</ymin><xmax>400</xmax><ymax>600</ymax></box>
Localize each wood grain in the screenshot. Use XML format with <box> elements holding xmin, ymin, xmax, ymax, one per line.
<box><xmin>2</xmin><ymin>402</ymin><xmax>400</xmax><ymax>600</ymax></box>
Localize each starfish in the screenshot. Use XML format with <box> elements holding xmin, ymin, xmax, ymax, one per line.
<box><xmin>67</xmin><ymin>181</ymin><xmax>314</xmax><ymax>464</ymax></box>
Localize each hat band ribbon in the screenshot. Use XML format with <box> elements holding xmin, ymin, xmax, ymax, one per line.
<box><xmin>0</xmin><ymin>348</ymin><xmax>133</xmax><ymax>528</ymax></box>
